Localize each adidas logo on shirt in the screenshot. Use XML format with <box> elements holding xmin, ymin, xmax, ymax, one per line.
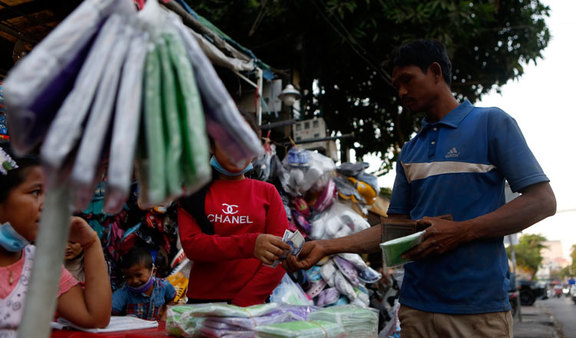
<box><xmin>445</xmin><ymin>147</ymin><xmax>459</xmax><ymax>158</ymax></box>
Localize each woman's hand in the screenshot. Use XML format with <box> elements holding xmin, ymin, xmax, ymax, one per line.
<box><xmin>68</xmin><ymin>216</ymin><xmax>98</xmax><ymax>249</ymax></box>
<box><xmin>254</xmin><ymin>234</ymin><xmax>290</xmax><ymax>265</ymax></box>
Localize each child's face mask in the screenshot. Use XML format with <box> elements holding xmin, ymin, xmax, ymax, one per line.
<box><xmin>0</xmin><ymin>222</ymin><xmax>30</xmax><ymax>252</ymax></box>
<box><xmin>127</xmin><ymin>273</ymin><xmax>155</xmax><ymax>294</ymax></box>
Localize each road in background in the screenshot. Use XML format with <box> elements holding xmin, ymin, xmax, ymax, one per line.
<box><xmin>542</xmin><ymin>296</ymin><xmax>576</xmax><ymax>338</ymax></box>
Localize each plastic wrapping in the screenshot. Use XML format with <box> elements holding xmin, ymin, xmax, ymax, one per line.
<box><xmin>3</xmin><ymin>0</ymin><xmax>134</xmax><ymax>155</ymax></box>
<box><xmin>40</xmin><ymin>13</ymin><xmax>125</xmax><ymax>177</ymax></box>
<box><xmin>157</xmin><ymin>36</ymin><xmax>183</xmax><ymax>198</ymax></box>
<box><xmin>70</xmin><ymin>23</ymin><xmax>134</xmax><ymax>210</ymax></box>
<box><xmin>270</xmin><ymin>273</ymin><xmax>314</xmax><ymax>306</ymax></box>
<box><xmin>255</xmin><ymin>320</ymin><xmax>345</xmax><ymax>338</ymax></box>
<box><xmin>309</xmin><ymin>201</ymin><xmax>371</xmax><ymax>240</ymax></box>
<box><xmin>380</xmin><ymin>231</ymin><xmax>425</xmax><ymax>267</ymax></box>
<box><xmin>308</xmin><ymin>305</ymin><xmax>379</xmax><ymax>338</ymax></box>
<box><xmin>169</xmin><ymin>14</ymin><xmax>263</xmax><ymax>163</ymax></box>
<box><xmin>168</xmin><ymin>303</ymin><xmax>280</xmax><ymax>319</ymax></box>
<box><xmin>104</xmin><ymin>30</ymin><xmax>149</xmax><ymax>214</ymax></box>
<box><xmin>280</xmin><ymin>149</ymin><xmax>335</xmax><ymax>196</ymax></box>
<box><xmin>165</xmin><ymin>303</ymin><xmax>323</xmax><ymax>337</ymax></box>
<box><xmin>166</xmin><ymin>305</ymin><xmax>205</xmax><ymax>337</ymax></box>
<box><xmin>137</xmin><ymin>44</ymin><xmax>166</xmax><ymax>206</ymax></box>
<box><xmin>163</xmin><ymin>26</ymin><xmax>211</xmax><ymax>193</ymax></box>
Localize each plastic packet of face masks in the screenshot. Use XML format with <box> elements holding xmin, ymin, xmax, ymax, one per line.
<box><xmin>167</xmin><ymin>303</ymin><xmax>279</xmax><ymax>319</ymax></box>
<box><xmin>380</xmin><ymin>230</ymin><xmax>425</xmax><ymax>267</ymax></box>
<box><xmin>156</xmin><ymin>36</ymin><xmax>183</xmax><ymax>199</ymax></box>
<box><xmin>163</xmin><ymin>26</ymin><xmax>211</xmax><ymax>194</ymax></box>
<box><xmin>255</xmin><ymin>320</ymin><xmax>345</xmax><ymax>338</ymax></box>
<box><xmin>168</xmin><ymin>14</ymin><xmax>262</xmax><ymax>163</ymax></box>
<box><xmin>104</xmin><ymin>30</ymin><xmax>149</xmax><ymax>214</ymax></box>
<box><xmin>166</xmin><ymin>305</ymin><xmax>205</xmax><ymax>337</ymax></box>
<box><xmin>70</xmin><ymin>23</ymin><xmax>135</xmax><ymax>211</ymax></box>
<box><xmin>308</xmin><ymin>305</ymin><xmax>379</xmax><ymax>338</ymax></box>
<box><xmin>2</xmin><ymin>0</ymin><xmax>134</xmax><ymax>156</ymax></box>
<box><xmin>40</xmin><ymin>13</ymin><xmax>125</xmax><ymax>179</ymax></box>
<box><xmin>136</xmin><ymin>44</ymin><xmax>166</xmax><ymax>207</ymax></box>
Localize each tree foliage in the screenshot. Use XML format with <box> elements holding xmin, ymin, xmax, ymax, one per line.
<box><xmin>189</xmin><ymin>0</ymin><xmax>550</xmax><ymax>174</ymax></box>
<box><xmin>509</xmin><ymin>233</ymin><xmax>548</xmax><ymax>280</ymax></box>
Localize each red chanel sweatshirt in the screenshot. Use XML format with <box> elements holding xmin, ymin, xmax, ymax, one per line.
<box><xmin>178</xmin><ymin>178</ymin><xmax>288</xmax><ymax>306</ymax></box>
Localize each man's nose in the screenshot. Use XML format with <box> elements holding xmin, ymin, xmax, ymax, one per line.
<box><xmin>397</xmin><ymin>86</ymin><xmax>407</xmax><ymax>98</ymax></box>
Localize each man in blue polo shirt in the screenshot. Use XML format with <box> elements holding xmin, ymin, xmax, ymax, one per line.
<box><xmin>285</xmin><ymin>39</ymin><xmax>556</xmax><ymax>337</ymax></box>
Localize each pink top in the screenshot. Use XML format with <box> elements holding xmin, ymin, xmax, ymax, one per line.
<box><xmin>0</xmin><ymin>248</ymin><xmax>78</xmax><ymax>299</ymax></box>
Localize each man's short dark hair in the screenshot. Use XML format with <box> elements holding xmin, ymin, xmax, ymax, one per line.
<box><xmin>390</xmin><ymin>39</ymin><xmax>452</xmax><ymax>86</ymax></box>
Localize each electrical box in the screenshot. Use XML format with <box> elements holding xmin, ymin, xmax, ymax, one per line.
<box><xmin>292</xmin><ymin>117</ymin><xmax>326</xmax><ymax>143</ymax></box>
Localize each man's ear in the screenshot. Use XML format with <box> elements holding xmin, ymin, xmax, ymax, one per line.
<box><xmin>430</xmin><ymin>62</ymin><xmax>443</xmax><ymax>82</ymax></box>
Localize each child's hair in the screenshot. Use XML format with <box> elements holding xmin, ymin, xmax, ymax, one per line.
<box><xmin>120</xmin><ymin>246</ymin><xmax>154</xmax><ymax>270</ymax></box>
<box><xmin>0</xmin><ymin>142</ymin><xmax>41</xmax><ymax>203</ymax></box>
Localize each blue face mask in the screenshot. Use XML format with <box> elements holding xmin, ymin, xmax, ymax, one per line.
<box><xmin>210</xmin><ymin>156</ymin><xmax>253</xmax><ymax>177</ymax></box>
<box><xmin>0</xmin><ymin>222</ymin><xmax>29</xmax><ymax>252</ymax></box>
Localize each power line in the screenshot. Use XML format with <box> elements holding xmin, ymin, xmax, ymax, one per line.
<box><xmin>311</xmin><ymin>0</ymin><xmax>393</xmax><ymax>87</ymax></box>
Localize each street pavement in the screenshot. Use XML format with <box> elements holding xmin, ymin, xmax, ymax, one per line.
<box><xmin>514</xmin><ymin>302</ymin><xmax>562</xmax><ymax>338</ymax></box>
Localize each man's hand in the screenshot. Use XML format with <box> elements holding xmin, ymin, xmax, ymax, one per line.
<box><xmin>254</xmin><ymin>234</ymin><xmax>290</xmax><ymax>266</ymax></box>
<box><xmin>283</xmin><ymin>240</ymin><xmax>328</xmax><ymax>272</ymax></box>
<box><xmin>402</xmin><ymin>217</ymin><xmax>472</xmax><ymax>261</ymax></box>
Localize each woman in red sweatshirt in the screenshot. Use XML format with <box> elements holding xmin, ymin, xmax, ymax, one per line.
<box><xmin>177</xmin><ymin>141</ymin><xmax>290</xmax><ymax>306</ymax></box>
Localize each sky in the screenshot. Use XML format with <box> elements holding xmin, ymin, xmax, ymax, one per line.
<box><xmin>373</xmin><ymin>0</ymin><xmax>576</xmax><ymax>261</ymax></box>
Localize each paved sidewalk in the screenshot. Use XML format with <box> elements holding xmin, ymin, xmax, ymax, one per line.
<box><xmin>514</xmin><ymin>303</ymin><xmax>561</xmax><ymax>338</ymax></box>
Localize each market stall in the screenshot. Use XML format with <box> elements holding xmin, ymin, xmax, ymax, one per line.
<box><xmin>2</xmin><ymin>0</ymin><xmax>271</xmax><ymax>336</ymax></box>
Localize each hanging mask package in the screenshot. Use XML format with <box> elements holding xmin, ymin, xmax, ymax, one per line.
<box><xmin>169</xmin><ymin>15</ymin><xmax>262</xmax><ymax>164</ymax></box>
<box><xmin>135</xmin><ymin>0</ymin><xmax>170</xmax><ymax>207</ymax></box>
<box><xmin>164</xmin><ymin>24</ymin><xmax>211</xmax><ymax>193</ymax></box>
<box><xmin>40</xmin><ymin>13</ymin><xmax>126</xmax><ymax>184</ymax></box>
<box><xmin>137</xmin><ymin>44</ymin><xmax>166</xmax><ymax>207</ymax></box>
<box><xmin>157</xmin><ymin>36</ymin><xmax>184</xmax><ymax>199</ymax></box>
<box><xmin>105</xmin><ymin>30</ymin><xmax>150</xmax><ymax>214</ymax></box>
<box><xmin>3</xmin><ymin>0</ymin><xmax>134</xmax><ymax>156</ymax></box>
<box><xmin>71</xmin><ymin>23</ymin><xmax>135</xmax><ymax>211</ymax></box>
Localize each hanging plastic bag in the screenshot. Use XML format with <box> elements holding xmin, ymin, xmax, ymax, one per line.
<box><xmin>3</xmin><ymin>0</ymin><xmax>134</xmax><ymax>155</ymax></box>
<box><xmin>104</xmin><ymin>30</ymin><xmax>150</xmax><ymax>214</ymax></box>
<box><xmin>163</xmin><ymin>26</ymin><xmax>211</xmax><ymax>194</ymax></box>
<box><xmin>136</xmin><ymin>44</ymin><xmax>166</xmax><ymax>206</ymax></box>
<box><xmin>168</xmin><ymin>14</ymin><xmax>262</xmax><ymax>163</ymax></box>
<box><xmin>40</xmin><ymin>13</ymin><xmax>126</xmax><ymax>178</ymax></box>
<box><xmin>71</xmin><ymin>23</ymin><xmax>135</xmax><ymax>210</ymax></box>
<box><xmin>157</xmin><ymin>36</ymin><xmax>184</xmax><ymax>199</ymax></box>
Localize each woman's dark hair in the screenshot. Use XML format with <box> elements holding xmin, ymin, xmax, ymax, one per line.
<box><xmin>0</xmin><ymin>142</ymin><xmax>41</xmax><ymax>203</ymax></box>
<box><xmin>120</xmin><ymin>246</ymin><xmax>154</xmax><ymax>270</ymax></box>
<box><xmin>390</xmin><ymin>39</ymin><xmax>453</xmax><ymax>86</ymax></box>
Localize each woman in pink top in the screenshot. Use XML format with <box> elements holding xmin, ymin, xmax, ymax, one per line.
<box><xmin>0</xmin><ymin>144</ymin><xmax>111</xmax><ymax>335</ymax></box>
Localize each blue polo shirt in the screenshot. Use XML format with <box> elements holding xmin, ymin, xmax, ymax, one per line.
<box><xmin>388</xmin><ymin>100</ymin><xmax>548</xmax><ymax>314</ymax></box>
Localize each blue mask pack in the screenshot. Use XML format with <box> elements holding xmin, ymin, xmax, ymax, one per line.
<box><xmin>0</xmin><ymin>222</ymin><xmax>29</xmax><ymax>252</ymax></box>
<box><xmin>210</xmin><ymin>156</ymin><xmax>253</xmax><ymax>177</ymax></box>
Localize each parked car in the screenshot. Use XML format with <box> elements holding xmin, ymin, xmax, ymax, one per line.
<box><xmin>518</xmin><ymin>280</ymin><xmax>547</xmax><ymax>306</ymax></box>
